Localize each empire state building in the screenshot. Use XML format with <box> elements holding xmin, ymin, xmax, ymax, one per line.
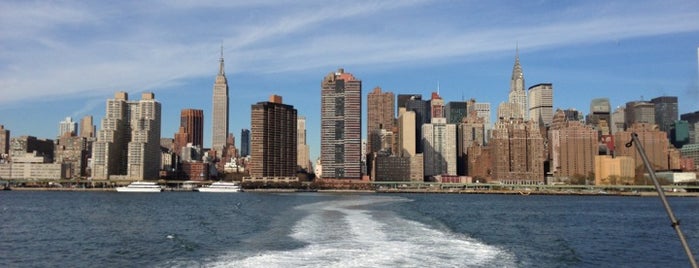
<box><xmin>212</xmin><ymin>48</ymin><xmax>229</xmax><ymax>158</ymax></box>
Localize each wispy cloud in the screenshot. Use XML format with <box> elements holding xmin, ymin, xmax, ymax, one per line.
<box><xmin>0</xmin><ymin>0</ymin><xmax>697</xmax><ymax>106</ymax></box>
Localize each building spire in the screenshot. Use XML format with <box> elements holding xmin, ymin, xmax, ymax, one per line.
<box><xmin>218</xmin><ymin>44</ymin><xmax>225</xmax><ymax>76</ymax></box>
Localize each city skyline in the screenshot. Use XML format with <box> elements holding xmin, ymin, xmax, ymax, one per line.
<box><xmin>1</xmin><ymin>1</ymin><xmax>699</xmax><ymax>164</ymax></box>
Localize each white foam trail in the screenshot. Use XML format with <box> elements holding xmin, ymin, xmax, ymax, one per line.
<box><xmin>206</xmin><ymin>196</ymin><xmax>515</xmax><ymax>267</ymax></box>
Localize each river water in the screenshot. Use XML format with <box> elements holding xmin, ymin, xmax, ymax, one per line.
<box><xmin>1</xmin><ymin>191</ymin><xmax>698</xmax><ymax>267</ymax></box>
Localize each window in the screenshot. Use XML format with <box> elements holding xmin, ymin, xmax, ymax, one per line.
<box><xmin>335</xmin><ymin>121</ymin><xmax>344</xmax><ymax>140</ymax></box>
<box><xmin>335</xmin><ymin>144</ymin><xmax>344</xmax><ymax>163</ymax></box>
<box><xmin>335</xmin><ymin>97</ymin><xmax>345</xmax><ymax>116</ymax></box>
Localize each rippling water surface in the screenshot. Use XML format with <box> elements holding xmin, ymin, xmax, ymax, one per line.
<box><xmin>1</xmin><ymin>191</ymin><xmax>698</xmax><ymax>267</ymax></box>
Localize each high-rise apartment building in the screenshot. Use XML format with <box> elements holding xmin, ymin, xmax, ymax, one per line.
<box><xmin>367</xmin><ymin>87</ymin><xmax>395</xmax><ymax>154</ymax></box>
<box><xmin>457</xmin><ymin>111</ymin><xmax>487</xmax><ymax>175</ymax></box>
<box><xmin>80</xmin><ymin>115</ymin><xmax>95</xmax><ymax>138</ymax></box>
<box><xmin>549</xmin><ymin>110</ymin><xmax>598</xmax><ymax>179</ymax></box>
<box><xmin>588</xmin><ymin>98</ymin><xmax>612</xmax><ymax>135</ymax></box>
<box><xmin>508</xmin><ymin>49</ymin><xmax>527</xmax><ymax>120</ymax></box>
<box><xmin>528</xmin><ymin>83</ymin><xmax>553</xmax><ymax>126</ymax></box>
<box><xmin>240</xmin><ymin>129</ymin><xmax>250</xmax><ymax>157</ymax></box>
<box><xmin>320</xmin><ymin>68</ymin><xmax>362</xmax><ymax>179</ymax></box>
<box><xmin>297</xmin><ymin>116</ymin><xmax>311</xmax><ymax>173</ymax></box>
<box><xmin>92</xmin><ymin>92</ymin><xmax>161</xmax><ymax>180</ymax></box>
<box><xmin>422</xmin><ymin>117</ymin><xmax>457</xmax><ymax>177</ymax></box>
<box><xmin>250</xmin><ymin>95</ymin><xmax>297</xmax><ymax>179</ymax></box>
<box><xmin>614</xmin><ymin>123</ymin><xmax>675</xmax><ymax>176</ymax></box>
<box><xmin>174</xmin><ymin>109</ymin><xmax>204</xmax><ymax>155</ymax></box>
<box><xmin>490</xmin><ymin>121</ymin><xmax>544</xmax><ymax>183</ymax></box>
<box><xmin>212</xmin><ymin>49</ymin><xmax>229</xmax><ymax>158</ymax></box>
<box><xmin>650</xmin><ymin>96</ymin><xmax>678</xmax><ymax>135</ymax></box>
<box><xmin>58</xmin><ymin>117</ymin><xmax>77</xmax><ymax>137</ymax></box>
<box><xmin>55</xmin><ymin>135</ymin><xmax>89</xmax><ymax>178</ymax></box>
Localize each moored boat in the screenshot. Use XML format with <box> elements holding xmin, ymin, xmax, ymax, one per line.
<box><xmin>197</xmin><ymin>181</ymin><xmax>242</xmax><ymax>193</ymax></box>
<box><xmin>115</xmin><ymin>181</ymin><xmax>163</xmax><ymax>193</ymax></box>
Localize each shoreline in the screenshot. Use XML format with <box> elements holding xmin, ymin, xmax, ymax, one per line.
<box><xmin>5</xmin><ymin>187</ymin><xmax>699</xmax><ymax>197</ymax></box>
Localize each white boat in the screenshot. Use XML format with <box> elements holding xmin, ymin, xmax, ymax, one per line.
<box><xmin>197</xmin><ymin>181</ymin><xmax>242</xmax><ymax>193</ymax></box>
<box><xmin>115</xmin><ymin>181</ymin><xmax>163</xmax><ymax>193</ymax></box>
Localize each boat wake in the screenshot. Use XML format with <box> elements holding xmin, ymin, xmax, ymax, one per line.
<box><xmin>204</xmin><ymin>195</ymin><xmax>515</xmax><ymax>267</ymax></box>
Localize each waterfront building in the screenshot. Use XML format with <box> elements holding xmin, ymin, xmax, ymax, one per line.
<box><xmin>320</xmin><ymin>68</ymin><xmax>362</xmax><ymax>179</ymax></box>
<box><xmin>614</xmin><ymin>123</ymin><xmax>676</xmax><ymax>177</ymax></box>
<box><xmin>174</xmin><ymin>109</ymin><xmax>204</xmax><ymax>156</ymax></box>
<box><xmin>240</xmin><ymin>129</ymin><xmax>250</xmax><ymax>157</ymax></box>
<box><xmin>80</xmin><ymin>115</ymin><xmax>95</xmax><ymax>138</ymax></box>
<box><xmin>373</xmin><ymin>153</ymin><xmax>411</xmax><ymax>181</ymax></box>
<box><xmin>212</xmin><ymin>48</ymin><xmax>230</xmax><ymax>159</ymax></box>
<box><xmin>587</xmin><ymin>98</ymin><xmax>612</xmax><ymax>135</ymax></box>
<box><xmin>625</xmin><ymin>101</ymin><xmax>655</xmax><ymax>128</ymax></box>
<box><xmin>0</xmin><ymin>125</ymin><xmax>9</xmax><ymax>158</ymax></box>
<box><xmin>508</xmin><ymin>49</ymin><xmax>527</xmax><ymax>120</ymax></box>
<box><xmin>92</xmin><ymin>92</ymin><xmax>161</xmax><ymax>180</ymax></box>
<box><xmin>650</xmin><ymin>96</ymin><xmax>678</xmax><ymax>135</ymax></box>
<box><xmin>55</xmin><ymin>135</ymin><xmax>89</xmax><ymax>178</ymax></box>
<box><xmin>457</xmin><ymin>111</ymin><xmax>486</xmax><ymax>175</ymax></box>
<box><xmin>181</xmin><ymin>161</ymin><xmax>209</xmax><ymax>181</ymax></box>
<box><xmin>445</xmin><ymin>101</ymin><xmax>468</xmax><ymax>124</ymax></box>
<box><xmin>549</xmin><ymin>110</ymin><xmax>598</xmax><ymax>180</ymax></box>
<box><xmin>528</xmin><ymin>83</ymin><xmax>553</xmax><ymax>126</ymax></box>
<box><xmin>58</xmin><ymin>117</ymin><xmax>77</xmax><ymax>137</ymax></box>
<box><xmin>680</xmin><ymin>144</ymin><xmax>699</xmax><ymax>171</ymax></box>
<box><xmin>611</xmin><ymin>106</ymin><xmax>625</xmax><ymax>133</ymax></box>
<box><xmin>0</xmin><ymin>152</ymin><xmax>68</xmax><ymax>180</ymax></box>
<box><xmin>594</xmin><ymin>155</ymin><xmax>635</xmax><ymax>185</ymax></box>
<box><xmin>490</xmin><ymin>120</ymin><xmax>544</xmax><ymax>184</ymax></box>
<box><xmin>422</xmin><ymin>117</ymin><xmax>457</xmax><ymax>178</ymax></box>
<box><xmin>466</xmin><ymin>144</ymin><xmax>491</xmax><ymax>181</ymax></box>
<box><xmin>297</xmin><ymin>116</ymin><xmax>311</xmax><ymax>173</ymax></box>
<box><xmin>367</xmin><ymin>87</ymin><xmax>395</xmax><ymax>154</ymax></box>
<box><xmin>9</xmin><ymin>136</ymin><xmax>54</xmax><ymax>162</ymax></box>
<box><xmin>250</xmin><ymin>95</ymin><xmax>297</xmax><ymax>180</ymax></box>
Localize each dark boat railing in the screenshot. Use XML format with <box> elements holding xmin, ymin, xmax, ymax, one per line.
<box><xmin>627</xmin><ymin>133</ymin><xmax>697</xmax><ymax>268</ymax></box>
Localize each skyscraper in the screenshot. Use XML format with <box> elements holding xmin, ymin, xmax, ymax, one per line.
<box><xmin>58</xmin><ymin>117</ymin><xmax>77</xmax><ymax>137</ymax></box>
<box><xmin>250</xmin><ymin>95</ymin><xmax>297</xmax><ymax>179</ymax></box>
<box><xmin>405</xmin><ymin>96</ymin><xmax>430</xmax><ymax>153</ymax></box>
<box><xmin>650</xmin><ymin>96</ymin><xmax>678</xmax><ymax>135</ymax></box>
<box><xmin>528</xmin><ymin>83</ymin><xmax>553</xmax><ymax>126</ymax></box>
<box><xmin>240</xmin><ymin>129</ymin><xmax>250</xmax><ymax>157</ymax></box>
<box><xmin>491</xmin><ymin>120</ymin><xmax>544</xmax><ymax>183</ymax></box>
<box><xmin>80</xmin><ymin>115</ymin><xmax>95</xmax><ymax>138</ymax></box>
<box><xmin>92</xmin><ymin>92</ymin><xmax>161</xmax><ymax>180</ymax></box>
<box><xmin>422</xmin><ymin>117</ymin><xmax>457</xmax><ymax>177</ymax></box>
<box><xmin>321</xmin><ymin>68</ymin><xmax>362</xmax><ymax>179</ymax></box>
<box><xmin>297</xmin><ymin>116</ymin><xmax>311</xmax><ymax>173</ymax></box>
<box><xmin>445</xmin><ymin>101</ymin><xmax>468</xmax><ymax>124</ymax></box>
<box><xmin>212</xmin><ymin>48</ymin><xmax>229</xmax><ymax>158</ymax></box>
<box><xmin>0</xmin><ymin>125</ymin><xmax>9</xmax><ymax>157</ymax></box>
<box><xmin>508</xmin><ymin>48</ymin><xmax>527</xmax><ymax>120</ymax></box>
<box><xmin>367</xmin><ymin>87</ymin><xmax>395</xmax><ymax>154</ymax></box>
<box><xmin>457</xmin><ymin>111</ymin><xmax>486</xmax><ymax>175</ymax></box>
<box><xmin>174</xmin><ymin>109</ymin><xmax>203</xmax><ymax>155</ymax></box>
<box><xmin>588</xmin><ymin>98</ymin><xmax>612</xmax><ymax>135</ymax></box>
<box><xmin>625</xmin><ymin>101</ymin><xmax>655</xmax><ymax>127</ymax></box>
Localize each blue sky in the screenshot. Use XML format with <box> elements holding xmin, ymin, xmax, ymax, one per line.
<box><xmin>1</xmin><ymin>0</ymin><xmax>698</xmax><ymax>163</ymax></box>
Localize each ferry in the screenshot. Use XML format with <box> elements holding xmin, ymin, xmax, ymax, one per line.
<box><xmin>197</xmin><ymin>181</ymin><xmax>242</xmax><ymax>193</ymax></box>
<box><xmin>115</xmin><ymin>181</ymin><xmax>163</xmax><ymax>193</ymax></box>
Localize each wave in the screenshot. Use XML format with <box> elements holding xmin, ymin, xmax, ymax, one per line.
<box><xmin>203</xmin><ymin>195</ymin><xmax>515</xmax><ymax>267</ymax></box>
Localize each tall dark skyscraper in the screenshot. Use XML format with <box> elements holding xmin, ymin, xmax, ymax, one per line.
<box><xmin>445</xmin><ymin>101</ymin><xmax>467</xmax><ymax>124</ymax></box>
<box><xmin>650</xmin><ymin>96</ymin><xmax>678</xmax><ymax>135</ymax></box>
<box><xmin>240</xmin><ymin>129</ymin><xmax>250</xmax><ymax>157</ymax></box>
<box><xmin>212</xmin><ymin>47</ymin><xmax>229</xmax><ymax>158</ymax></box>
<box><xmin>406</xmin><ymin>96</ymin><xmax>430</xmax><ymax>154</ymax></box>
<box><xmin>321</xmin><ymin>68</ymin><xmax>362</xmax><ymax>179</ymax></box>
<box><xmin>250</xmin><ymin>95</ymin><xmax>297</xmax><ymax>179</ymax></box>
